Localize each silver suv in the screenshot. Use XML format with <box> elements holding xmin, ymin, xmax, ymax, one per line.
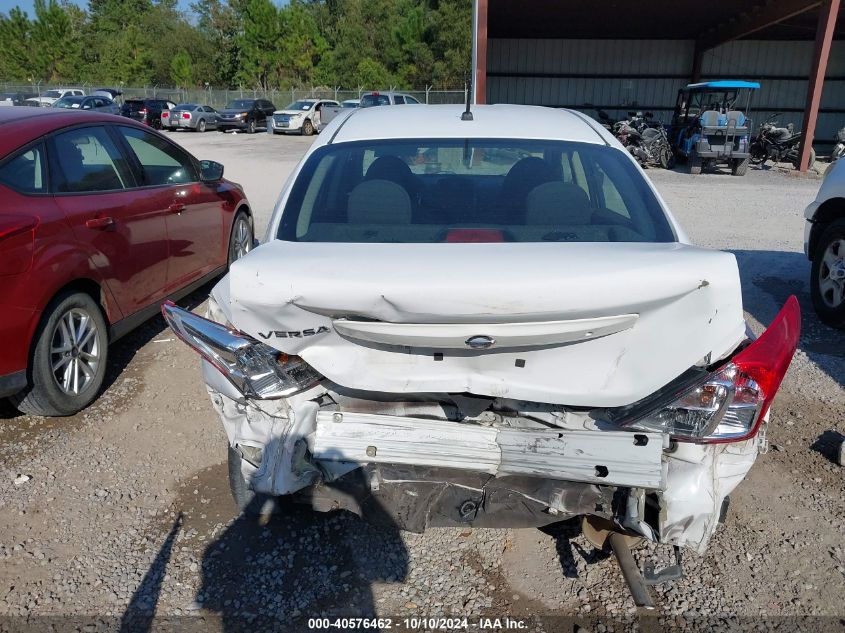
<box><xmin>359</xmin><ymin>91</ymin><xmax>421</xmax><ymax>107</ymax></box>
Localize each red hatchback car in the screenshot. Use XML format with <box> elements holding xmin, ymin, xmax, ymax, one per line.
<box><xmin>0</xmin><ymin>107</ymin><xmax>254</xmax><ymax>416</ymax></box>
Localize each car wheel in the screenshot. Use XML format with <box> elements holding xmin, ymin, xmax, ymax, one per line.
<box><xmin>811</xmin><ymin>218</ymin><xmax>845</xmax><ymax>328</ymax></box>
<box><xmin>152</xmin><ymin>118</ymin><xmax>162</xmax><ymax>130</ymax></box>
<box><xmin>731</xmin><ymin>158</ymin><xmax>749</xmax><ymax>176</ymax></box>
<box><xmin>247</xmin><ymin>119</ymin><xmax>256</xmax><ymax>134</ymax></box>
<box><xmin>197</xmin><ymin>119</ymin><xmax>206</xmax><ymax>133</ymax></box>
<box><xmin>11</xmin><ymin>291</ymin><xmax>108</xmax><ymax>417</ymax></box>
<box><xmin>689</xmin><ymin>150</ymin><xmax>702</xmax><ymax>175</ymax></box>
<box><xmin>228</xmin><ymin>211</ymin><xmax>254</xmax><ymax>267</ymax></box>
<box><xmin>302</xmin><ymin>119</ymin><xmax>314</xmax><ymax>136</ymax></box>
<box><xmin>227</xmin><ymin>444</ymin><xmax>280</xmax><ymax>515</ymax></box>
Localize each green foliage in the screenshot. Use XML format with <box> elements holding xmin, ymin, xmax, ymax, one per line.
<box><xmin>0</xmin><ymin>0</ymin><xmax>471</xmax><ymax>89</ymax></box>
<box><xmin>170</xmin><ymin>50</ymin><xmax>193</xmax><ymax>87</ymax></box>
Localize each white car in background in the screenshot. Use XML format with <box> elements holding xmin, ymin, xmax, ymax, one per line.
<box><xmin>164</xmin><ymin>104</ymin><xmax>800</xmax><ymax>606</ymax></box>
<box><xmin>25</xmin><ymin>88</ymin><xmax>85</xmax><ymax>107</ymax></box>
<box><xmin>805</xmin><ymin>158</ymin><xmax>845</xmax><ymax>328</ymax></box>
<box><xmin>268</xmin><ymin>98</ymin><xmax>339</xmax><ymax>136</ymax></box>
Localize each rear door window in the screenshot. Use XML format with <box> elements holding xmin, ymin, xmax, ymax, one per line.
<box><xmin>0</xmin><ymin>144</ymin><xmax>47</xmax><ymax>194</ymax></box>
<box><xmin>50</xmin><ymin>127</ymin><xmax>133</xmax><ymax>193</ymax></box>
<box><xmin>394</xmin><ymin>95</ymin><xmax>406</xmax><ymax>105</ymax></box>
<box><xmin>116</xmin><ymin>126</ymin><xmax>197</xmax><ymax>186</ymax></box>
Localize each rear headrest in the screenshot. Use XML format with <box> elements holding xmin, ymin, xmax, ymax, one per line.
<box><xmin>348</xmin><ymin>179</ymin><xmax>412</xmax><ymax>225</ymax></box>
<box><xmin>700</xmin><ymin>110</ymin><xmax>720</xmax><ymax>127</ymax></box>
<box><xmin>525</xmin><ymin>182</ymin><xmax>591</xmax><ymax>226</ymax></box>
<box><xmin>726</xmin><ymin>110</ymin><xmax>745</xmax><ymax>126</ymax></box>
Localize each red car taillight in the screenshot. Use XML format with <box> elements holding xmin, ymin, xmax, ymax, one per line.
<box><xmin>626</xmin><ymin>296</ymin><xmax>800</xmax><ymax>443</ymax></box>
<box><xmin>182</xmin><ymin>112</ymin><xmax>190</xmax><ymax>119</ymax></box>
<box><xmin>161</xmin><ymin>111</ymin><xmax>169</xmax><ymax>118</ymax></box>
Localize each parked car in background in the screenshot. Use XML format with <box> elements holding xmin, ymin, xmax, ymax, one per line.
<box><xmin>162</xmin><ymin>104</ymin><xmax>219</xmax><ymax>132</ymax></box>
<box><xmin>53</xmin><ymin>95</ymin><xmax>120</xmax><ymax>115</ymax></box>
<box><xmin>341</xmin><ymin>99</ymin><xmax>360</xmax><ymax>108</ymax></box>
<box><xmin>164</xmin><ymin>104</ymin><xmax>800</xmax><ymax>608</ymax></box>
<box><xmin>805</xmin><ymin>158</ymin><xmax>845</xmax><ymax>327</ymax></box>
<box><xmin>268</xmin><ymin>99</ymin><xmax>339</xmax><ymax>135</ymax></box>
<box><xmin>359</xmin><ymin>91</ymin><xmax>421</xmax><ymax>107</ymax></box>
<box><xmin>26</xmin><ymin>88</ymin><xmax>85</xmax><ymax>108</ymax></box>
<box><xmin>217</xmin><ymin>98</ymin><xmax>275</xmax><ymax>133</ymax></box>
<box><xmin>93</xmin><ymin>88</ymin><xmax>122</xmax><ymax>102</ymax></box>
<box><xmin>0</xmin><ymin>106</ymin><xmax>254</xmax><ymax>416</ymax></box>
<box><xmin>120</xmin><ymin>98</ymin><xmax>177</xmax><ymax>129</ymax></box>
<box><xmin>0</xmin><ymin>92</ymin><xmax>36</xmax><ymax>107</ymax></box>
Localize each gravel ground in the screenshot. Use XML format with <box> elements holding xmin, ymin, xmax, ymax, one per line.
<box><xmin>1</xmin><ymin>132</ymin><xmax>844</xmax><ymax>633</ymax></box>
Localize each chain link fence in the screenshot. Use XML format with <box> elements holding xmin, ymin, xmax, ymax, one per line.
<box><xmin>1</xmin><ymin>82</ymin><xmax>468</xmax><ymax>109</ymax></box>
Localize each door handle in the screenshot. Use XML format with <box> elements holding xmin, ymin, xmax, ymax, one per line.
<box><xmin>85</xmin><ymin>216</ymin><xmax>114</xmax><ymax>229</ymax></box>
<box><xmin>168</xmin><ymin>202</ymin><xmax>186</xmax><ymax>214</ymax></box>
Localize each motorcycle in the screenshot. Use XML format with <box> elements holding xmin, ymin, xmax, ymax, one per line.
<box><xmin>750</xmin><ymin>113</ymin><xmax>816</xmax><ymax>168</ymax></box>
<box><xmin>830</xmin><ymin>125</ymin><xmax>845</xmax><ymax>162</ymax></box>
<box><xmin>615</xmin><ymin>112</ymin><xmax>675</xmax><ymax>169</ymax></box>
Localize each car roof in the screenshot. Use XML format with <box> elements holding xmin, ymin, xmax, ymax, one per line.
<box><xmin>0</xmin><ymin>107</ymin><xmax>140</xmax><ymax>157</ymax></box>
<box><xmin>326</xmin><ymin>104</ymin><xmax>610</xmax><ymax>145</ymax></box>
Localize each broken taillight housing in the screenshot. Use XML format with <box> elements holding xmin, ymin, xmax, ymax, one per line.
<box><xmin>161</xmin><ymin>300</ymin><xmax>321</xmax><ymax>399</ymax></box>
<box><xmin>627</xmin><ymin>296</ymin><xmax>800</xmax><ymax>443</ymax></box>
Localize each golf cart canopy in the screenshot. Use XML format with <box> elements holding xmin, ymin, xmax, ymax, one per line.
<box><xmin>684</xmin><ymin>81</ymin><xmax>761</xmax><ymax>91</ymax></box>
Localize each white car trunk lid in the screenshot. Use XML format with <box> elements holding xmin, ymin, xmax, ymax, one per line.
<box><xmin>217</xmin><ymin>241</ymin><xmax>745</xmax><ymax>407</ymax></box>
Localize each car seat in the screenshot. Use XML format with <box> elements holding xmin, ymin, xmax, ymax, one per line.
<box><xmin>347</xmin><ymin>179</ymin><xmax>412</xmax><ymax>225</ymax></box>
<box><xmin>365</xmin><ymin>156</ymin><xmax>421</xmax><ymax>204</ymax></box>
<box><xmin>499</xmin><ymin>157</ymin><xmax>557</xmax><ymax>222</ymax></box>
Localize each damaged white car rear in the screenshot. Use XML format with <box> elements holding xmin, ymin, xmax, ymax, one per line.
<box><xmin>163</xmin><ymin>104</ymin><xmax>800</xmax><ymax>607</ymax></box>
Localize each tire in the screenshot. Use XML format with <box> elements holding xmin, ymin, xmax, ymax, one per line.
<box><xmin>689</xmin><ymin>150</ymin><xmax>702</xmax><ymax>175</ymax></box>
<box><xmin>810</xmin><ymin>218</ymin><xmax>845</xmax><ymax>328</ymax></box>
<box><xmin>659</xmin><ymin>146</ymin><xmax>674</xmax><ymax>170</ymax></box>
<box><xmin>11</xmin><ymin>291</ymin><xmax>108</xmax><ymax>416</ymax></box>
<box><xmin>227</xmin><ymin>444</ymin><xmax>279</xmax><ymax>516</ymax></box>
<box><xmin>228</xmin><ymin>211</ymin><xmax>254</xmax><ymax>267</ymax></box>
<box><xmin>301</xmin><ymin>119</ymin><xmax>314</xmax><ymax>136</ymax></box>
<box><xmin>197</xmin><ymin>119</ymin><xmax>206</xmax><ymax>133</ymax></box>
<box><xmin>246</xmin><ymin>119</ymin><xmax>256</xmax><ymax>134</ymax></box>
<box><xmin>731</xmin><ymin>158</ymin><xmax>749</xmax><ymax>176</ymax></box>
<box><xmin>749</xmin><ymin>142</ymin><xmax>767</xmax><ymax>165</ymax></box>
<box><xmin>152</xmin><ymin>118</ymin><xmax>162</xmax><ymax>130</ymax></box>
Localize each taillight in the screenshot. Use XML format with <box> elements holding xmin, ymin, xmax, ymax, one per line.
<box><xmin>162</xmin><ymin>301</ymin><xmax>321</xmax><ymax>399</ymax></box>
<box><xmin>139</xmin><ymin>108</ymin><xmax>148</xmax><ymax>116</ymax></box>
<box><xmin>0</xmin><ymin>213</ymin><xmax>38</xmax><ymax>276</ymax></box>
<box><xmin>161</xmin><ymin>111</ymin><xmax>169</xmax><ymax>118</ymax></box>
<box><xmin>626</xmin><ymin>296</ymin><xmax>800</xmax><ymax>443</ymax></box>
<box><xmin>182</xmin><ymin>112</ymin><xmax>190</xmax><ymax>119</ymax></box>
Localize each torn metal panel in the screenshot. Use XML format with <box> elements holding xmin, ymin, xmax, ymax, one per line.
<box><xmin>659</xmin><ymin>434</ymin><xmax>759</xmax><ymax>553</ymax></box>
<box><xmin>216</xmin><ymin>240</ymin><xmax>745</xmax><ymax>407</ymax></box>
<box><xmin>311</xmin><ymin>411</ymin><xmax>665</xmax><ymax>489</ymax></box>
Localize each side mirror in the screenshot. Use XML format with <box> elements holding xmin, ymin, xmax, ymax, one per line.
<box><xmin>200</xmin><ymin>160</ymin><xmax>224</xmax><ymax>182</ymax></box>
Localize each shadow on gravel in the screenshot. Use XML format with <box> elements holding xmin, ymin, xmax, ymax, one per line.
<box><xmin>0</xmin><ymin>280</ymin><xmax>216</xmax><ymax>422</ymax></box>
<box><xmin>120</xmin><ymin>513</ymin><xmax>184</xmax><ymax>633</ymax></box>
<box><xmin>540</xmin><ymin>518</ymin><xmax>611</xmax><ymax>579</ymax></box>
<box><xmin>195</xmin><ymin>494</ymin><xmax>408</xmax><ymax>632</ymax></box>
<box><xmin>810</xmin><ymin>430</ymin><xmax>845</xmax><ymax>464</ymax></box>
<box><xmin>730</xmin><ymin>249</ymin><xmax>845</xmax><ymax>388</ymax></box>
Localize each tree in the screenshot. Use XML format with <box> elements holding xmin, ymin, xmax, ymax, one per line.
<box><xmin>235</xmin><ymin>0</ymin><xmax>281</xmax><ymax>89</ymax></box>
<box><xmin>170</xmin><ymin>49</ymin><xmax>193</xmax><ymax>87</ymax></box>
<box><xmin>30</xmin><ymin>0</ymin><xmax>81</xmax><ymax>81</ymax></box>
<box><xmin>0</xmin><ymin>8</ymin><xmax>33</xmax><ymax>81</ymax></box>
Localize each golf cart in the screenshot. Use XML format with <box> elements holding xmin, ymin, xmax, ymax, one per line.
<box><xmin>671</xmin><ymin>80</ymin><xmax>760</xmax><ymax>176</ymax></box>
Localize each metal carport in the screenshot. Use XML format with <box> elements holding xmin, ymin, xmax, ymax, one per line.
<box><xmin>471</xmin><ymin>0</ymin><xmax>843</xmax><ymax>170</ymax></box>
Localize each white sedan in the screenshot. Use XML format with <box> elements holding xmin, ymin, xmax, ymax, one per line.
<box><xmin>268</xmin><ymin>98</ymin><xmax>339</xmax><ymax>136</ymax></box>
<box><xmin>164</xmin><ymin>104</ymin><xmax>800</xmax><ymax>607</ymax></box>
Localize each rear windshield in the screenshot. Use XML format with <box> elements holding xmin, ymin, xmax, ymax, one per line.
<box><xmin>360</xmin><ymin>94</ymin><xmax>391</xmax><ymax>107</ymax></box>
<box><xmin>173</xmin><ymin>104</ymin><xmax>197</xmax><ymax>111</ymax></box>
<box><xmin>277</xmin><ymin>139</ymin><xmax>675</xmax><ymax>243</ymax></box>
<box><xmin>124</xmin><ymin>100</ymin><xmax>144</xmax><ymax>111</ymax></box>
